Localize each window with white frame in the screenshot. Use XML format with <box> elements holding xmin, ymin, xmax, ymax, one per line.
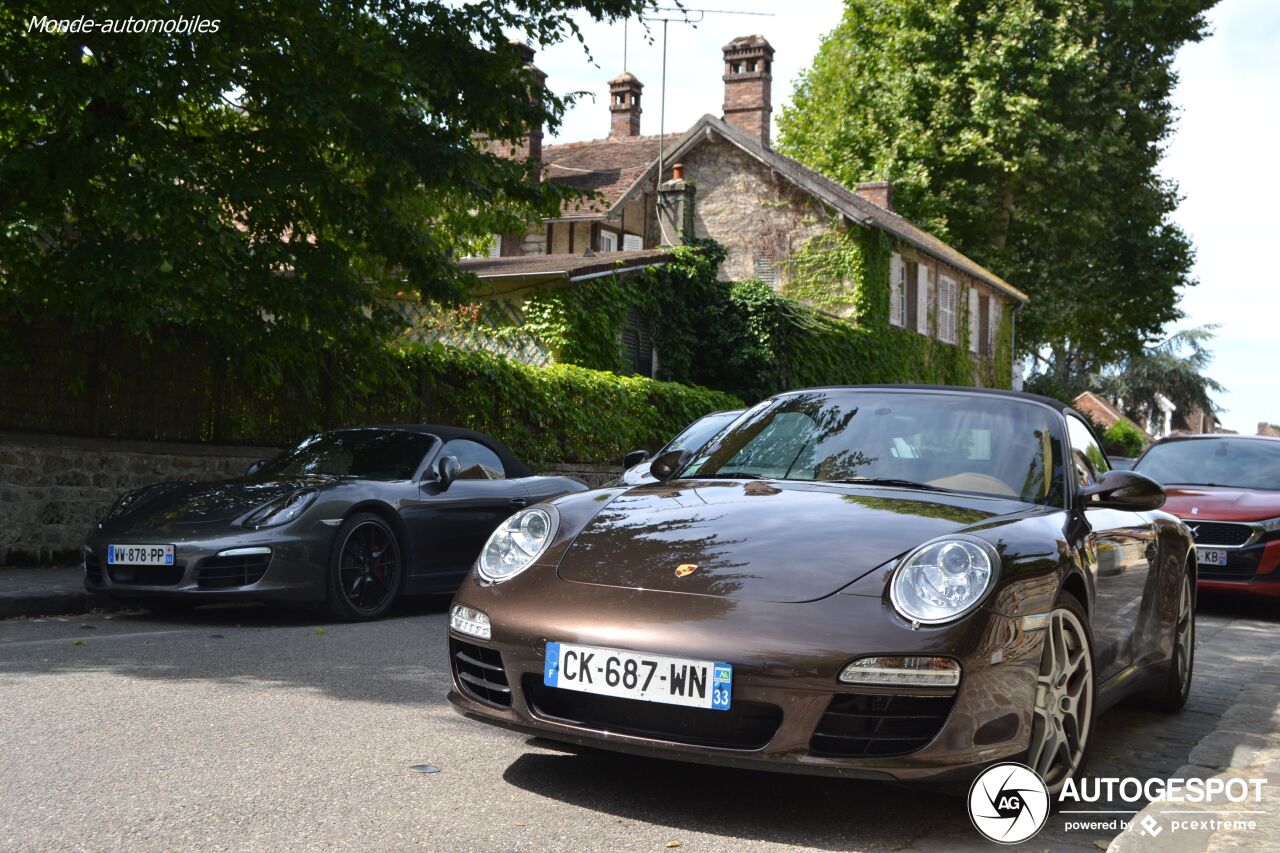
<box><xmin>968</xmin><ymin>287</ymin><xmax>980</xmax><ymax>353</ymax></box>
<box><xmin>915</xmin><ymin>264</ymin><xmax>930</xmax><ymax>335</ymax></box>
<box><xmin>889</xmin><ymin>253</ymin><xmax>907</xmax><ymax>327</ymax></box>
<box><xmin>938</xmin><ymin>275</ymin><xmax>958</xmax><ymax>344</ymax></box>
<box><xmin>463</xmin><ymin>234</ymin><xmax>501</xmax><ymax>259</ymax></box>
<box><xmin>600</xmin><ymin>230</ymin><xmax>618</xmax><ymax>252</ymax></box>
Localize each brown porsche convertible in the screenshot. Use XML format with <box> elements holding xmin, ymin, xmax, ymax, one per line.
<box><xmin>447</xmin><ymin>386</ymin><xmax>1196</xmax><ymax>794</ymax></box>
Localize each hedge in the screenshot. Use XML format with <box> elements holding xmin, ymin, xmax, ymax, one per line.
<box><xmin>0</xmin><ymin>313</ymin><xmax>742</xmax><ymax>470</ymax></box>
<box><xmin>384</xmin><ymin>342</ymin><xmax>742</xmax><ymax>468</ymax></box>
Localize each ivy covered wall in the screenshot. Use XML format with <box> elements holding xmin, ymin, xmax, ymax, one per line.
<box><xmin>460</xmin><ymin>233</ymin><xmax>1014</xmax><ymax>403</ymax></box>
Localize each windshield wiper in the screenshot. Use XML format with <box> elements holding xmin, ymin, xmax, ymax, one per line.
<box><xmin>832</xmin><ymin>477</ymin><xmax>956</xmax><ymax>493</ymax></box>
<box><xmin>700</xmin><ymin>471</ymin><xmax>770</xmax><ymax>479</ymax></box>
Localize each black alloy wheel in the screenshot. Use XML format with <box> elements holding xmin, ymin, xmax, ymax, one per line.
<box><xmin>327</xmin><ymin>513</ymin><xmax>403</xmax><ymax>621</ymax></box>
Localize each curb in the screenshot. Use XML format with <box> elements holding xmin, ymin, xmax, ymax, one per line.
<box><xmin>1108</xmin><ymin>655</ymin><xmax>1280</xmax><ymax>852</ymax></box>
<box><xmin>0</xmin><ymin>589</ymin><xmax>105</xmax><ymax>620</ymax></box>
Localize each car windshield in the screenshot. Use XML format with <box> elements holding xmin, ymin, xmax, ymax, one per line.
<box><xmin>682</xmin><ymin>390</ymin><xmax>1065</xmax><ymax>505</ymax></box>
<box><xmin>254</xmin><ymin>430</ymin><xmax>436</xmax><ymax>481</ymax></box>
<box><xmin>1135</xmin><ymin>438</ymin><xmax>1280</xmax><ymax>490</ymax></box>
<box><xmin>660</xmin><ymin>411</ymin><xmax>744</xmax><ymax>456</ymax></box>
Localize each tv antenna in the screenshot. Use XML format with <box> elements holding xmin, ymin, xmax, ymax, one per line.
<box><xmin>627</xmin><ymin>6</ymin><xmax>775</xmax><ymax>185</ymax></box>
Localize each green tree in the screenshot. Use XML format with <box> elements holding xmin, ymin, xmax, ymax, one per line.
<box><xmin>777</xmin><ymin>0</ymin><xmax>1210</xmax><ymax>391</ymax></box>
<box><xmin>1093</xmin><ymin>326</ymin><xmax>1224</xmax><ymax>430</ymax></box>
<box><xmin>1103</xmin><ymin>420</ymin><xmax>1146</xmax><ymax>457</ymax></box>
<box><xmin>0</xmin><ymin>1</ymin><xmax>644</xmax><ymax>392</ymax></box>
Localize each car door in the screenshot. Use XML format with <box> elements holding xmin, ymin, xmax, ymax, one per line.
<box><xmin>1066</xmin><ymin>414</ymin><xmax>1158</xmax><ymax>682</ymax></box>
<box><xmin>420</xmin><ymin>438</ymin><xmax>530</xmax><ymax>577</ymax></box>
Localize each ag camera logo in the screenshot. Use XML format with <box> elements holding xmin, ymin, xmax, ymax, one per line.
<box><xmin>969</xmin><ymin>762</ymin><xmax>1050</xmax><ymax>844</ymax></box>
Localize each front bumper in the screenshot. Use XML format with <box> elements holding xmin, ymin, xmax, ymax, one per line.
<box><xmin>82</xmin><ymin>526</ymin><xmax>331</xmax><ymax>603</ymax></box>
<box><xmin>1193</xmin><ymin>540</ymin><xmax>1280</xmax><ymax>597</ymax></box>
<box><xmin>447</xmin><ymin>574</ymin><xmax>1046</xmax><ymax>784</ymax></box>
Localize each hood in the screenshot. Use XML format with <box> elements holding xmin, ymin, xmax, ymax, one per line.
<box><xmin>106</xmin><ymin>477</ymin><xmax>333</xmax><ymax>531</ymax></box>
<box><xmin>556</xmin><ymin>479</ymin><xmax>1026</xmax><ymax>603</ymax></box>
<box><xmin>1162</xmin><ymin>486</ymin><xmax>1280</xmax><ymax>522</ymax></box>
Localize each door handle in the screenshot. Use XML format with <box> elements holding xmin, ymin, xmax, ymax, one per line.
<box><xmin>509</xmin><ymin>497</ymin><xmax>529</xmax><ymax>508</ymax></box>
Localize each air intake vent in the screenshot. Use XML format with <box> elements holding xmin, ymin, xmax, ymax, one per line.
<box><xmin>810</xmin><ymin>691</ymin><xmax>956</xmax><ymax>758</ymax></box>
<box><xmin>197</xmin><ymin>553</ymin><xmax>271</xmax><ymax>589</ymax></box>
<box><xmin>1188</xmin><ymin>521</ymin><xmax>1255</xmax><ymax>548</ymax></box>
<box><xmin>452</xmin><ymin>639</ymin><xmax>512</xmax><ymax>708</ymax></box>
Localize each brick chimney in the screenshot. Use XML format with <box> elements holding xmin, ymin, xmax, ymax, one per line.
<box><xmin>608</xmin><ymin>72</ymin><xmax>643</xmax><ymax>137</ymax></box>
<box><xmin>478</xmin><ymin>40</ymin><xmax>546</xmax><ymax>174</ymax></box>
<box><xmin>855</xmin><ymin>181</ymin><xmax>894</xmax><ymax>211</ymax></box>
<box><xmin>722</xmin><ymin>35</ymin><xmax>774</xmax><ymax>147</ymax></box>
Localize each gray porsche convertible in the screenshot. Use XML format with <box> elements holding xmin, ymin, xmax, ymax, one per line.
<box><xmin>84</xmin><ymin>425</ymin><xmax>585</xmax><ymax>620</ymax></box>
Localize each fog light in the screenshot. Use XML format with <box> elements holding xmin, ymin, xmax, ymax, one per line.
<box><xmin>839</xmin><ymin>656</ymin><xmax>961</xmax><ymax>687</ymax></box>
<box><xmin>450</xmin><ymin>604</ymin><xmax>491</xmax><ymax>641</ymax></box>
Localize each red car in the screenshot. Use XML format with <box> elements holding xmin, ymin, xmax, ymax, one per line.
<box><xmin>1134</xmin><ymin>435</ymin><xmax>1280</xmax><ymax>596</ymax></box>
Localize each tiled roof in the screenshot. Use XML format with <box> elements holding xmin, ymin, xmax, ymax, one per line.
<box><xmin>1073</xmin><ymin>392</ymin><xmax>1151</xmax><ymax>438</ymax></box>
<box><xmin>541</xmin><ymin>134</ymin><xmax>681</xmax><ymax>218</ymax></box>
<box><xmin>460</xmin><ymin>249</ymin><xmax>675</xmax><ymax>282</ymax></box>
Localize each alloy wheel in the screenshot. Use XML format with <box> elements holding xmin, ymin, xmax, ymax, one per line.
<box><xmin>1175</xmin><ymin>573</ymin><xmax>1194</xmax><ymax>690</ymax></box>
<box><xmin>1028</xmin><ymin>606</ymin><xmax>1094</xmax><ymax>790</ymax></box>
<box><xmin>337</xmin><ymin>521</ymin><xmax>400</xmax><ymax>614</ymax></box>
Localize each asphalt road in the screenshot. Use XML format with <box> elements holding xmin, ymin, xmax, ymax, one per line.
<box><xmin>0</xmin><ymin>594</ymin><xmax>1275</xmax><ymax>853</ymax></box>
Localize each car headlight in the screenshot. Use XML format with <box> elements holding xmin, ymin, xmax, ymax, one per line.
<box><xmin>478</xmin><ymin>506</ymin><xmax>557</xmax><ymax>584</ymax></box>
<box><xmin>244</xmin><ymin>489</ymin><xmax>318</xmax><ymax>529</ymax></box>
<box><xmin>1258</xmin><ymin>516</ymin><xmax>1280</xmax><ymax>535</ymax></box>
<box><xmin>889</xmin><ymin>537</ymin><xmax>998</xmax><ymax>625</ymax></box>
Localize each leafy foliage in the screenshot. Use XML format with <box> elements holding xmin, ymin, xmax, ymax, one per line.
<box><xmin>777</xmin><ymin>0</ymin><xmax>1211</xmax><ymax>392</ymax></box>
<box><xmin>507</xmin><ymin>236</ymin><xmax>1011</xmax><ymax>401</ymax></box>
<box><xmin>1103</xmin><ymin>420</ymin><xmax>1147</xmax><ymax>457</ymax></box>
<box><xmin>1092</xmin><ymin>326</ymin><xmax>1224</xmax><ymax>429</ymax></box>
<box><xmin>0</xmin><ymin>0</ymin><xmax>647</xmax><ymax>396</ymax></box>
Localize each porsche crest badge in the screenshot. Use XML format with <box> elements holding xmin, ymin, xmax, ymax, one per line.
<box><xmin>674</xmin><ymin>564</ymin><xmax>698</xmax><ymax>578</ymax></box>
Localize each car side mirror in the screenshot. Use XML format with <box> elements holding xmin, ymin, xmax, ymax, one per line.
<box><xmin>1079</xmin><ymin>469</ymin><xmax>1165</xmax><ymax>511</ymax></box>
<box><xmin>436</xmin><ymin>455</ymin><xmax>461</xmax><ymax>490</ymax></box>
<box><xmin>245</xmin><ymin>459</ymin><xmax>268</xmax><ymax>477</ymax></box>
<box><xmin>624</xmin><ymin>449</ymin><xmax>650</xmax><ymax>468</ymax></box>
<box><xmin>649</xmin><ymin>448</ymin><xmax>692</xmax><ymax>482</ymax></box>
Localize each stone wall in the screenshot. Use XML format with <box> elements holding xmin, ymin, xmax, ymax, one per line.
<box><xmin>0</xmin><ymin>433</ymin><xmax>620</xmax><ymax>567</ymax></box>
<box><xmin>0</xmin><ymin>432</ymin><xmax>276</xmax><ymax>566</ymax></box>
<box><xmin>680</xmin><ymin>134</ymin><xmax>832</xmax><ymax>286</ymax></box>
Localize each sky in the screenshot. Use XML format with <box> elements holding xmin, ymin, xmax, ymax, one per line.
<box><xmin>532</xmin><ymin>0</ymin><xmax>1277</xmax><ymax>434</ymax></box>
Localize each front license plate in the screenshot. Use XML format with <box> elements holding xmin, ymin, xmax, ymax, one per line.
<box><xmin>544</xmin><ymin>642</ymin><xmax>732</xmax><ymax>711</ymax></box>
<box><xmin>107</xmin><ymin>544</ymin><xmax>175</xmax><ymax>566</ymax></box>
<box><xmin>1197</xmin><ymin>548</ymin><xmax>1229</xmax><ymax>567</ymax></box>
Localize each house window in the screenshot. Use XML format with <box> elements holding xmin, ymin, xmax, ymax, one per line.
<box><xmin>754</xmin><ymin>250</ymin><xmax>776</xmax><ymax>286</ymax></box>
<box><xmin>600</xmin><ymin>231</ymin><xmax>618</xmax><ymax>252</ymax></box>
<box><xmin>938</xmin><ymin>275</ymin><xmax>958</xmax><ymax>344</ymax></box>
<box><xmin>979</xmin><ymin>293</ymin><xmax>992</xmax><ymax>357</ymax></box>
<box><xmin>914</xmin><ymin>263</ymin><xmax>930</xmax><ymax>335</ymax></box>
<box><xmin>620</xmin><ymin>306</ymin><xmax>655</xmax><ymax>377</ymax></box>
<box><xmin>889</xmin><ymin>254</ymin><xmax>907</xmax><ymax>327</ymax></box>
<box><xmin>622</xmin><ymin>233</ymin><xmax>644</xmax><ymax>251</ymax></box>
<box><xmin>968</xmin><ymin>287</ymin><xmax>980</xmax><ymax>354</ymax></box>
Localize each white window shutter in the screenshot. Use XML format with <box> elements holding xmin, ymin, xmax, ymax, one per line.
<box><xmin>622</xmin><ymin>233</ymin><xmax>643</xmax><ymax>251</ymax></box>
<box><xmin>989</xmin><ymin>299</ymin><xmax>1001</xmax><ymax>354</ymax></box>
<box><xmin>889</xmin><ymin>254</ymin><xmax>904</xmax><ymax>327</ymax></box>
<box><xmin>486</xmin><ymin>234</ymin><xmax>502</xmax><ymax>257</ymax></box>
<box><xmin>939</xmin><ymin>275</ymin><xmax>957</xmax><ymax>344</ymax></box>
<box><xmin>916</xmin><ymin>264</ymin><xmax>930</xmax><ymax>335</ymax></box>
<box><xmin>968</xmin><ymin>287</ymin><xmax>980</xmax><ymax>353</ymax></box>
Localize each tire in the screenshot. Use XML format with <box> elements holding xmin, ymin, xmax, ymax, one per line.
<box><xmin>1026</xmin><ymin>591</ymin><xmax>1097</xmax><ymax>797</ymax></box>
<box><xmin>326</xmin><ymin>512</ymin><xmax>404</xmax><ymax>622</ymax></box>
<box><xmin>1146</xmin><ymin>563</ymin><xmax>1195</xmax><ymax>712</ymax></box>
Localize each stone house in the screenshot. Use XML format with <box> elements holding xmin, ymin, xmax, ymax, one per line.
<box><xmin>463</xmin><ymin>36</ymin><xmax>1028</xmax><ymax>381</ymax></box>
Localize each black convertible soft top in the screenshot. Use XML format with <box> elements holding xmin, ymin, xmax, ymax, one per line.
<box><xmin>348</xmin><ymin>424</ymin><xmax>536</xmax><ymax>479</ymax></box>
